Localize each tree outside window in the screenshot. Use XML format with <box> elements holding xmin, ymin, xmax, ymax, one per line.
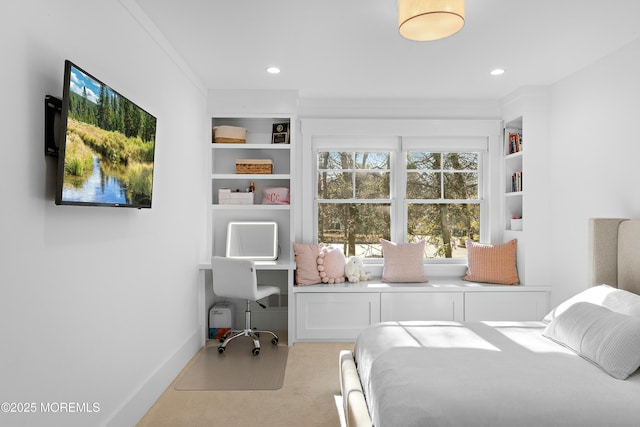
<box><xmin>407</xmin><ymin>152</ymin><xmax>480</xmax><ymax>258</ymax></box>
<box><xmin>315</xmin><ymin>150</ymin><xmax>481</xmax><ymax>260</ymax></box>
<box><xmin>317</xmin><ymin>152</ymin><xmax>390</xmax><ymax>258</ymax></box>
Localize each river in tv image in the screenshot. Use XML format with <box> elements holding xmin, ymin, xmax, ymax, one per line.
<box><xmin>62</xmin><ymin>154</ymin><xmax>128</xmax><ymax>204</ymax></box>
<box><xmin>60</xmin><ymin>117</ymin><xmax>155</xmax><ymax>207</ymax></box>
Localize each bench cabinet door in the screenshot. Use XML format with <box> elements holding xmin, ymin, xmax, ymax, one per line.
<box><xmin>296</xmin><ymin>293</ymin><xmax>380</xmax><ymax>340</ymax></box>
<box><xmin>464</xmin><ymin>291</ymin><xmax>549</xmax><ymax>321</ymax></box>
<box><xmin>380</xmin><ymin>292</ymin><xmax>464</xmax><ymax>322</ymax></box>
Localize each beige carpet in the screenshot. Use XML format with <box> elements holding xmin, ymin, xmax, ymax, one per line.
<box><xmin>174</xmin><ymin>335</ymin><xmax>288</xmax><ymax>391</ymax></box>
<box><xmin>138</xmin><ymin>336</ymin><xmax>354</xmax><ymax>427</ymax></box>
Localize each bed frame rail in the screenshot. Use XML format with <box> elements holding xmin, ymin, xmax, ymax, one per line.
<box><xmin>339</xmin><ymin>350</ymin><xmax>372</xmax><ymax>427</ymax></box>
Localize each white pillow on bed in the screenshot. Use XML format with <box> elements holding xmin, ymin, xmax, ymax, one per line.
<box><xmin>543</xmin><ymin>284</ymin><xmax>640</xmax><ymax>323</ymax></box>
<box><xmin>543</xmin><ymin>302</ymin><xmax>640</xmax><ymax>380</ymax></box>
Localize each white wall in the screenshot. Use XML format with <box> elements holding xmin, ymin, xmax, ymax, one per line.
<box><xmin>0</xmin><ymin>1</ymin><xmax>207</xmax><ymax>426</ymax></box>
<box><xmin>548</xmin><ymin>37</ymin><xmax>640</xmax><ymax>306</ymax></box>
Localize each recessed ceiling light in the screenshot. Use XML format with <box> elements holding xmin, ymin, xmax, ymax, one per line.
<box><xmin>266</xmin><ymin>66</ymin><xmax>281</xmax><ymax>74</ymax></box>
<box><xmin>490</xmin><ymin>68</ymin><xmax>505</xmax><ymax>76</ymax></box>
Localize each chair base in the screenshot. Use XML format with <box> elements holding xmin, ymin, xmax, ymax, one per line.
<box><xmin>217</xmin><ymin>329</ymin><xmax>279</xmax><ymax>355</ymax></box>
<box><xmin>217</xmin><ymin>300</ymin><xmax>279</xmax><ymax>355</ymax></box>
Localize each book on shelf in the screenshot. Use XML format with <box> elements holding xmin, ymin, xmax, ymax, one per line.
<box><xmin>511</xmin><ymin>171</ymin><xmax>523</xmax><ymax>192</ymax></box>
<box><xmin>506</xmin><ymin>129</ymin><xmax>523</xmax><ymax>154</ymax></box>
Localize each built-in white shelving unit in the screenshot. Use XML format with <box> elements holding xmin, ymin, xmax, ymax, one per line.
<box><xmin>206</xmin><ymin>115</ymin><xmax>296</xmax><ymax>342</ymax></box>
<box><xmin>504</xmin><ymin>116</ymin><xmax>523</xmax><ymax>232</ymax></box>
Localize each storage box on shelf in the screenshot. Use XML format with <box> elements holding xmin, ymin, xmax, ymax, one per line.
<box><xmin>235</xmin><ymin>159</ymin><xmax>273</xmax><ymax>174</ymax></box>
<box><xmin>213</xmin><ymin>125</ymin><xmax>246</xmax><ymax>144</ymax></box>
<box><xmin>218</xmin><ymin>189</ymin><xmax>254</xmax><ymax>205</ymax></box>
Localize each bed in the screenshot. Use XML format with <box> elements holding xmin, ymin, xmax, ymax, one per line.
<box><xmin>339</xmin><ymin>218</ymin><xmax>640</xmax><ymax>427</ymax></box>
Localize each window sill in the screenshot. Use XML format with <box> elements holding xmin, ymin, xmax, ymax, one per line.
<box><xmin>361</xmin><ymin>263</ymin><xmax>467</xmax><ymax>278</ymax></box>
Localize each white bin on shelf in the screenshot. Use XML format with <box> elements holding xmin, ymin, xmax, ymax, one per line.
<box><xmin>218</xmin><ymin>188</ymin><xmax>254</xmax><ymax>205</ymax></box>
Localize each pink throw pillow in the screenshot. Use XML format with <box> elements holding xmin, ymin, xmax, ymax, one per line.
<box><xmin>380</xmin><ymin>239</ymin><xmax>427</xmax><ymax>283</ymax></box>
<box><xmin>317</xmin><ymin>246</ymin><xmax>346</xmax><ymax>284</ymax></box>
<box><xmin>463</xmin><ymin>239</ymin><xmax>519</xmax><ymax>285</ymax></box>
<box><xmin>293</xmin><ymin>242</ymin><xmax>324</xmax><ymax>285</ymax></box>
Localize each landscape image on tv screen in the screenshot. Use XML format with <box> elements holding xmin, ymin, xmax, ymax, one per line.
<box><xmin>57</xmin><ymin>62</ymin><xmax>157</xmax><ymax>208</ymax></box>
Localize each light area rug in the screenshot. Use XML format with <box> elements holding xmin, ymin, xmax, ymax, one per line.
<box><xmin>174</xmin><ymin>335</ymin><xmax>288</xmax><ymax>391</ymax></box>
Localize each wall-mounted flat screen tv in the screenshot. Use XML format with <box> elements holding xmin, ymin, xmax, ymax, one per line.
<box><xmin>54</xmin><ymin>60</ymin><xmax>157</xmax><ymax>208</ymax></box>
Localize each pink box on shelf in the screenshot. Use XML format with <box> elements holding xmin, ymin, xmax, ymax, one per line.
<box><xmin>261</xmin><ymin>187</ymin><xmax>290</xmax><ymax>205</ymax></box>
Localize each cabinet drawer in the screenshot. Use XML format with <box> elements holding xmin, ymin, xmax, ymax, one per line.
<box><xmin>464</xmin><ymin>291</ymin><xmax>549</xmax><ymax>321</ymax></box>
<box><xmin>381</xmin><ymin>292</ymin><xmax>463</xmax><ymax>321</ymax></box>
<box><xmin>296</xmin><ymin>293</ymin><xmax>380</xmax><ymax>340</ymax></box>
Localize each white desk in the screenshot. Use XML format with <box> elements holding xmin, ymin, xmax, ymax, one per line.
<box><xmin>198</xmin><ymin>259</ymin><xmax>296</xmax><ymax>346</ymax></box>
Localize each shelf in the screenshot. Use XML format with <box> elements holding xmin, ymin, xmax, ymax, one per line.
<box><xmin>211</xmin><ymin>143</ymin><xmax>291</xmax><ymax>150</ymax></box>
<box><xmin>212</xmin><ymin>173</ymin><xmax>290</xmax><ymax>180</ymax></box>
<box><xmin>505</xmin><ymin>151</ymin><xmax>523</xmax><ymax>160</ymax></box>
<box><xmin>505</xmin><ymin>191</ymin><xmax>523</xmax><ymax>197</ymax></box>
<box><xmin>211</xmin><ymin>204</ymin><xmax>290</xmax><ymax>211</ymax></box>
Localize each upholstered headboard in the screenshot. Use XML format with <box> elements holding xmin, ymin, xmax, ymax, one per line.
<box><xmin>589</xmin><ymin>218</ymin><xmax>640</xmax><ymax>295</ymax></box>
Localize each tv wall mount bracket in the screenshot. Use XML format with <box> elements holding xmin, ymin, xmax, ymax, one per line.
<box><xmin>44</xmin><ymin>94</ymin><xmax>62</xmax><ymax>157</ymax></box>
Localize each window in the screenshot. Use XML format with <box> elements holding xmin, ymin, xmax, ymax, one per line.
<box><xmin>313</xmin><ymin>138</ymin><xmax>486</xmax><ymax>262</ymax></box>
<box><xmin>406</xmin><ymin>151</ymin><xmax>480</xmax><ymax>259</ymax></box>
<box><xmin>317</xmin><ymin>151</ymin><xmax>391</xmax><ymax>258</ymax></box>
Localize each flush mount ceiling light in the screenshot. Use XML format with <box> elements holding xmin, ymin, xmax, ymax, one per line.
<box><xmin>490</xmin><ymin>68</ymin><xmax>505</xmax><ymax>76</ymax></box>
<box><xmin>266</xmin><ymin>66</ymin><xmax>281</xmax><ymax>74</ymax></box>
<box><xmin>398</xmin><ymin>0</ymin><xmax>465</xmax><ymax>41</ymax></box>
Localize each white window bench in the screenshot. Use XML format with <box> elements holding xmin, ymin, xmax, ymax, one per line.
<box><xmin>291</xmin><ymin>278</ymin><xmax>551</xmax><ymax>342</ymax></box>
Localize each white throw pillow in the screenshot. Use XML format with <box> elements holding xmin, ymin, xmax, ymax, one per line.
<box><xmin>543</xmin><ymin>302</ymin><xmax>640</xmax><ymax>379</ymax></box>
<box><xmin>543</xmin><ymin>284</ymin><xmax>640</xmax><ymax>323</ymax></box>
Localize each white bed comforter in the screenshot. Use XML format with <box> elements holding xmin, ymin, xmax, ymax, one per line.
<box><xmin>354</xmin><ymin>320</ymin><xmax>640</xmax><ymax>427</ymax></box>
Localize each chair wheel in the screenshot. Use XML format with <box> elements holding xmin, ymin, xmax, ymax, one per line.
<box><xmin>217</xmin><ymin>346</ymin><xmax>225</xmax><ymax>354</ymax></box>
<box><xmin>219</xmin><ymin>338</ymin><xmax>225</xmax><ymax>343</ymax></box>
<box><xmin>252</xmin><ymin>347</ymin><xmax>260</xmax><ymax>356</ymax></box>
<box><xmin>271</xmin><ymin>337</ymin><xmax>279</xmax><ymax>345</ymax></box>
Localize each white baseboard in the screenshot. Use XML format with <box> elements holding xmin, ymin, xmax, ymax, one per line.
<box><xmin>102</xmin><ymin>329</ymin><xmax>202</xmax><ymax>427</ymax></box>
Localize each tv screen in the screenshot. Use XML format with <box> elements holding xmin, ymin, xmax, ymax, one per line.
<box><xmin>55</xmin><ymin>60</ymin><xmax>157</xmax><ymax>208</ymax></box>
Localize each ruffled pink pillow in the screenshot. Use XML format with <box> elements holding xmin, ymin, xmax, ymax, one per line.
<box><xmin>316</xmin><ymin>246</ymin><xmax>346</xmax><ymax>284</ymax></box>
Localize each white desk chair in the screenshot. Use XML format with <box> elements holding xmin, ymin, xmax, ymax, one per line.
<box><xmin>211</xmin><ymin>256</ymin><xmax>280</xmax><ymax>355</ymax></box>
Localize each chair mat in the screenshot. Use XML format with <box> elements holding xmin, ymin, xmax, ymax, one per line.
<box><xmin>174</xmin><ymin>335</ymin><xmax>288</xmax><ymax>391</ymax></box>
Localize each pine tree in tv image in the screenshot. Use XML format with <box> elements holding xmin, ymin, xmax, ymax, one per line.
<box><xmin>61</xmin><ymin>64</ymin><xmax>156</xmax><ymax>207</ymax></box>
